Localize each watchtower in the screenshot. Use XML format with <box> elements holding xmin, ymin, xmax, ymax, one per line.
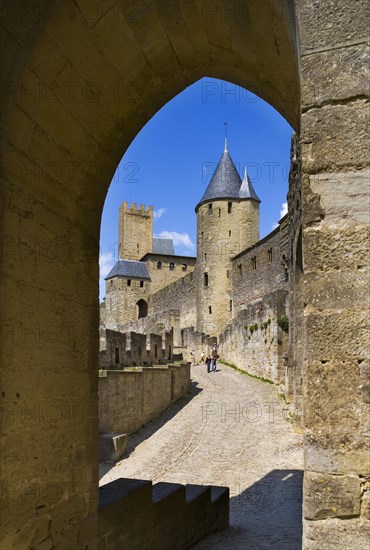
<box><xmin>195</xmin><ymin>143</ymin><xmax>260</xmax><ymax>337</ymax></box>
<box><xmin>118</xmin><ymin>202</ymin><xmax>153</xmax><ymax>260</ymax></box>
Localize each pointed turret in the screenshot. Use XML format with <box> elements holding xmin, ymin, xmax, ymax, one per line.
<box><xmin>239</xmin><ymin>166</ymin><xmax>261</xmax><ymax>202</ymax></box>
<box><xmin>195</xmin><ymin>149</ymin><xmax>242</xmax><ymax>211</ymax></box>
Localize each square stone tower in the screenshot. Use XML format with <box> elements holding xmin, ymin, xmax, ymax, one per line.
<box><xmin>118</xmin><ymin>202</ymin><xmax>153</xmax><ymax>260</ymax></box>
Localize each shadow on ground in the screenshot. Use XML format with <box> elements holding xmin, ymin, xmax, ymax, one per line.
<box><xmin>193</xmin><ymin>469</ymin><xmax>303</xmax><ymax>549</ymax></box>
<box><xmin>99</xmin><ymin>379</ymin><xmax>203</xmax><ymax>480</ymax></box>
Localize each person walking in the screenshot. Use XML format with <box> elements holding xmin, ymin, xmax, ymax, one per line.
<box><xmin>211</xmin><ymin>352</ymin><xmax>217</xmax><ymax>371</ymax></box>
<box><xmin>200</xmin><ymin>351</ymin><xmax>205</xmax><ymax>363</ymax></box>
<box><xmin>205</xmin><ymin>355</ymin><xmax>211</xmax><ymax>373</ymax></box>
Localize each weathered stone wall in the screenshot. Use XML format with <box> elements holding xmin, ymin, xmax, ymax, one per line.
<box><xmin>231</xmin><ymin>220</ymin><xmax>288</xmax><ymax>312</ymax></box>
<box><xmin>297</xmin><ymin>0</ymin><xmax>370</xmax><ymax>545</ymax></box>
<box><xmin>99</xmin><ymin>364</ymin><xmax>190</xmax><ymax>435</ymax></box>
<box><xmin>286</xmin><ymin>134</ymin><xmax>304</xmax><ymax>412</ymax></box>
<box><xmin>219</xmin><ymin>290</ymin><xmax>288</xmax><ymax>384</ymax></box>
<box><xmin>143</xmin><ymin>254</ymin><xmax>196</xmax><ymax>294</ymax></box>
<box><xmin>104</xmin><ymin>276</ymin><xmax>150</xmax><ymax>327</ymax></box>
<box><xmin>118</xmin><ymin>202</ymin><xmax>153</xmax><ymax>260</ymax></box>
<box><xmin>149</xmin><ymin>271</ymin><xmax>197</xmax><ymax>329</ymax></box>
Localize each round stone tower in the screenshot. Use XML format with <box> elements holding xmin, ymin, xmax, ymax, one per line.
<box><xmin>195</xmin><ymin>143</ymin><xmax>260</xmax><ymax>337</ymax></box>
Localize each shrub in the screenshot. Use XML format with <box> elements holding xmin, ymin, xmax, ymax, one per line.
<box><xmin>278</xmin><ymin>315</ymin><xmax>289</xmax><ymax>333</ymax></box>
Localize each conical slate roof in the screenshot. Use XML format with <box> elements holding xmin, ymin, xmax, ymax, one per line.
<box><xmin>239</xmin><ymin>167</ymin><xmax>260</xmax><ymax>202</ymax></box>
<box><xmin>196</xmin><ymin>146</ymin><xmax>260</xmax><ymax>210</ymax></box>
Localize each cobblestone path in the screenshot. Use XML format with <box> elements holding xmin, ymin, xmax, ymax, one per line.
<box><xmin>100</xmin><ymin>363</ymin><xmax>304</xmax><ymax>549</ymax></box>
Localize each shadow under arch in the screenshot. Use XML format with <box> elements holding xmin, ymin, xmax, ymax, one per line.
<box><xmin>0</xmin><ymin>0</ymin><xmax>301</xmax><ymax>546</ymax></box>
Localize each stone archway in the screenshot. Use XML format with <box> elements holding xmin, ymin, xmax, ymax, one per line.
<box><xmin>1</xmin><ymin>1</ymin><xmax>368</xmax><ymax>548</ymax></box>
<box><xmin>137</xmin><ymin>299</ymin><xmax>148</xmax><ymax>319</ymax></box>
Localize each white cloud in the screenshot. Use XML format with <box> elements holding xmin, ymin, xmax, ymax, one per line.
<box><xmin>155</xmin><ymin>231</ymin><xmax>196</xmax><ymax>251</ymax></box>
<box><xmin>280</xmin><ymin>201</ymin><xmax>288</xmax><ymax>218</ymax></box>
<box><xmin>153</xmin><ymin>208</ymin><xmax>167</xmax><ymax>219</ymax></box>
<box><xmin>99</xmin><ymin>251</ymin><xmax>115</xmax><ymax>278</ymax></box>
<box><xmin>272</xmin><ymin>201</ymin><xmax>288</xmax><ymax>230</ymax></box>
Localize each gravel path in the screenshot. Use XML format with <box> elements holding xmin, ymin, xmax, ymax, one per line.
<box><xmin>100</xmin><ymin>363</ymin><xmax>304</xmax><ymax>549</ymax></box>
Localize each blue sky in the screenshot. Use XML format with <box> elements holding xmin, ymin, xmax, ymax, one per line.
<box><xmin>100</xmin><ymin>77</ymin><xmax>293</xmax><ymax>298</ymax></box>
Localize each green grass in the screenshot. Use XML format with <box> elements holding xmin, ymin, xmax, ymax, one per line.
<box><xmin>219</xmin><ymin>360</ymin><xmax>275</xmax><ymax>385</ymax></box>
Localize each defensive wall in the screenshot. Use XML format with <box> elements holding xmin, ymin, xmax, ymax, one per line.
<box><xmin>100</xmin><ymin>328</ymin><xmax>173</xmax><ymax>368</ymax></box>
<box><xmin>99</xmin><ymin>363</ymin><xmax>191</xmax><ymax>436</ymax></box>
<box><xmin>219</xmin><ymin>290</ymin><xmax>289</xmax><ymax>385</ymax></box>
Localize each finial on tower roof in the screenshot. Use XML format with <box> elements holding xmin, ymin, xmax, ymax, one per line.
<box><xmin>224</xmin><ymin>121</ymin><xmax>228</xmax><ymax>152</ymax></box>
<box><xmin>244</xmin><ymin>165</ymin><xmax>247</xmax><ymax>178</ymax></box>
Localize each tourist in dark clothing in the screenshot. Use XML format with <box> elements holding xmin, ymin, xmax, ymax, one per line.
<box><xmin>205</xmin><ymin>355</ymin><xmax>211</xmax><ymax>373</ymax></box>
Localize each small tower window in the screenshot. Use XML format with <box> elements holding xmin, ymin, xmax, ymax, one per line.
<box><xmin>268</xmin><ymin>248</ymin><xmax>273</xmax><ymax>263</ymax></box>
<box><xmin>208</xmin><ymin>203</ymin><xmax>213</xmax><ymax>214</ymax></box>
<box><xmin>204</xmin><ymin>273</ymin><xmax>209</xmax><ymax>287</ymax></box>
<box><xmin>204</xmin><ymin>253</ymin><xmax>207</xmax><ymax>261</ymax></box>
<box><xmin>228</xmin><ymin>202</ymin><xmax>232</xmax><ymax>213</ymax></box>
<box><xmin>110</xmin><ymin>280</ymin><xmax>113</xmax><ymax>286</ymax></box>
<box><xmin>218</xmin><ymin>208</ymin><xmax>221</xmax><ymax>217</ymax></box>
<box><xmin>251</xmin><ymin>256</ymin><xmax>257</xmax><ymax>270</ymax></box>
<box><xmin>229</xmin><ymin>230</ymin><xmax>231</xmax><ymax>237</ymax></box>
<box><xmin>157</xmin><ymin>261</ymin><xmax>162</xmax><ymax>269</ymax></box>
<box><xmin>209</xmin><ymin>306</ymin><xmax>212</xmax><ymax>314</ymax></box>
<box><xmin>229</xmin><ymin>300</ymin><xmax>232</xmax><ymax>311</ymax></box>
<box><xmin>226</xmin><ymin>270</ymin><xmax>230</xmax><ymax>278</ymax></box>
<box><xmin>182</xmin><ymin>263</ymin><xmax>187</xmax><ymax>271</ymax></box>
<box><xmin>237</xmin><ymin>264</ymin><xmax>242</xmax><ymax>276</ymax></box>
<box><xmin>115</xmin><ymin>347</ymin><xmax>120</xmax><ymax>364</ymax></box>
<box><xmin>140</xmin><ymin>281</ymin><xmax>144</xmax><ymax>288</ymax></box>
<box><xmin>127</xmin><ymin>279</ymin><xmax>131</xmax><ymax>286</ymax></box>
<box><xmin>169</xmin><ymin>262</ymin><xmax>175</xmax><ymax>271</ymax></box>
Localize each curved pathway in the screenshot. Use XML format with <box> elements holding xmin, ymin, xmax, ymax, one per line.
<box><xmin>100</xmin><ymin>363</ymin><xmax>303</xmax><ymax>549</ymax></box>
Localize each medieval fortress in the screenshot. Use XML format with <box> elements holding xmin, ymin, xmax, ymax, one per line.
<box><xmin>100</xmin><ymin>137</ymin><xmax>301</xmax><ymax>408</ymax></box>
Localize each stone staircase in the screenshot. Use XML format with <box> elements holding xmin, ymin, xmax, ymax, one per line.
<box><xmin>98</xmin><ymin>478</ymin><xmax>229</xmax><ymax>549</ymax></box>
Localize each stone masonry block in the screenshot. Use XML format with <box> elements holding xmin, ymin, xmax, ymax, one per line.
<box><xmin>301</xmin><ymin>101</ymin><xmax>369</xmax><ymax>173</ymax></box>
<box><xmin>307</xmin><ymin>169</ymin><xmax>370</xmax><ymax>225</ymax></box>
<box><xmin>304</xmin><ymin>472</ymin><xmax>361</xmax><ymax>520</ymax></box>
<box><xmin>304</xmin><ymin>271</ymin><xmax>370</xmax><ymax>312</ymax></box>
<box><xmin>297</xmin><ymin>0</ymin><xmax>369</xmax><ymax>53</ymax></box>
<box><xmin>303</xmin><ymin>224</ymin><xmax>370</xmax><ymax>272</ymax></box>
<box><xmin>303</xmin><ymin>360</ymin><xmax>368</xmax><ymax>432</ymax></box>
<box><xmin>99</xmin><ymin>433</ymin><xmax>127</xmax><ymax>463</ymax></box>
<box><xmin>301</xmin><ymin>45</ymin><xmax>370</xmax><ymax>109</ymax></box>
<box><xmin>304</xmin><ymin>311</ymin><xmax>369</xmax><ymax>361</ymax></box>
<box><xmin>304</xmin><ymin>431</ymin><xmax>370</xmax><ymax>476</ymax></box>
<box><xmin>303</xmin><ymin>517</ymin><xmax>370</xmax><ymax>550</ymax></box>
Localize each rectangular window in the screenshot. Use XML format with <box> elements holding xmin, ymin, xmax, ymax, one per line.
<box><xmin>140</xmin><ymin>281</ymin><xmax>144</xmax><ymax>287</ymax></box>
<box><xmin>218</xmin><ymin>208</ymin><xmax>221</xmax><ymax>217</ymax></box>
<box><xmin>226</xmin><ymin>270</ymin><xmax>230</xmax><ymax>278</ymax></box>
<box><xmin>208</xmin><ymin>203</ymin><xmax>213</xmax><ymax>214</ymax></box>
<box><xmin>169</xmin><ymin>262</ymin><xmax>175</xmax><ymax>271</ymax></box>
<box><xmin>115</xmin><ymin>347</ymin><xmax>119</xmax><ymax>364</ymax></box>
<box><xmin>209</xmin><ymin>306</ymin><xmax>212</xmax><ymax>314</ymax></box>
<box><xmin>127</xmin><ymin>279</ymin><xmax>131</xmax><ymax>286</ymax></box>
<box><xmin>228</xmin><ymin>202</ymin><xmax>232</xmax><ymax>213</ymax></box>
<box><xmin>268</xmin><ymin>248</ymin><xmax>273</xmax><ymax>263</ymax></box>
<box><xmin>154</xmin><ymin>344</ymin><xmax>158</xmax><ymax>359</ymax></box>
<box><xmin>229</xmin><ymin>300</ymin><xmax>232</xmax><ymax>311</ymax></box>
<box><xmin>237</xmin><ymin>263</ymin><xmax>242</xmax><ymax>276</ymax></box>
<box><xmin>251</xmin><ymin>256</ymin><xmax>257</xmax><ymax>270</ymax></box>
<box><xmin>204</xmin><ymin>273</ymin><xmax>208</xmax><ymax>287</ymax></box>
<box><xmin>229</xmin><ymin>230</ymin><xmax>231</xmax><ymax>237</ymax></box>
